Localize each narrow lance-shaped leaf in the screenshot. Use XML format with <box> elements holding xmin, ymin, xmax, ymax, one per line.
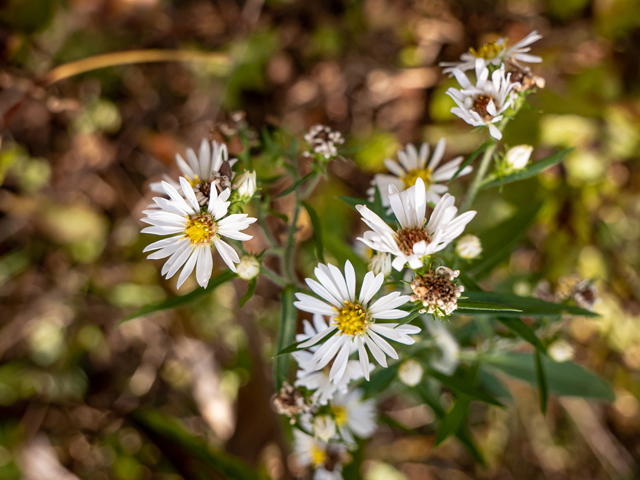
<box><xmin>430</xmin><ymin>370</ymin><xmax>504</xmax><ymax>407</ymax></box>
<box><xmin>483</xmin><ymin>353</ymin><xmax>615</xmax><ymax>401</ymax></box>
<box><xmin>449</xmin><ymin>140</ymin><xmax>490</xmax><ymax>182</ymax></box>
<box><xmin>496</xmin><ymin>317</ymin><xmax>546</xmax><ymax>353</ymax></box>
<box><xmin>535</xmin><ymin>349</ymin><xmax>549</xmax><ymax>414</ymax></box>
<box><xmin>302</xmin><ymin>201</ymin><xmax>325</xmax><ymax>263</ymax></box>
<box><xmin>239</xmin><ymin>277</ymin><xmax>257</xmax><ymax>308</ymax></box>
<box><xmin>464</xmin><ymin>290</ymin><xmax>598</xmax><ymax>318</ymax></box>
<box><xmin>468</xmin><ymin>202</ymin><xmax>541</xmax><ymax>279</ymax></box>
<box><xmin>277</xmin><ymin>171</ymin><xmax>315</xmax><ymax>198</ymax></box>
<box><xmin>480</xmin><ymin>148</ymin><xmax>573</xmax><ymax>190</ymax></box>
<box><xmin>435</xmin><ymin>397</ymin><xmax>471</xmax><ymax>446</ymax></box>
<box><xmin>274</xmin><ymin>285</ymin><xmax>298</xmax><ymax>390</ymax></box>
<box><xmin>457</xmin><ymin>300</ymin><xmax>522</xmax><ymax>313</ymax></box>
<box><xmin>121</xmin><ymin>270</ymin><xmax>236</xmax><ymax>323</ymax></box>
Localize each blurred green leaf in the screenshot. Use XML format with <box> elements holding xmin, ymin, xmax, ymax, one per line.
<box><xmin>464</xmin><ymin>291</ymin><xmax>598</xmax><ymax>317</ymax></box>
<box><xmin>359</xmin><ymin>363</ymin><xmax>399</xmax><ymax>395</ymax></box>
<box><xmin>129</xmin><ymin>409</ymin><xmax>261</xmax><ymax>480</ymax></box>
<box><xmin>468</xmin><ymin>202</ymin><xmax>542</xmax><ymax>278</ymax></box>
<box><xmin>276</xmin><ymin>172</ymin><xmax>314</xmax><ymax>198</ymax></box>
<box><xmin>121</xmin><ymin>270</ymin><xmax>236</xmax><ymax>323</ymax></box>
<box><xmin>435</xmin><ymin>397</ymin><xmax>470</xmax><ymax>446</ymax></box>
<box><xmin>484</xmin><ymin>353</ymin><xmax>615</xmax><ymax>400</ymax></box>
<box><xmin>496</xmin><ymin>317</ymin><xmax>546</xmax><ymax>353</ymax></box>
<box><xmin>430</xmin><ymin>370</ymin><xmax>504</xmax><ymax>407</ymax></box>
<box><xmin>302</xmin><ymin>201</ymin><xmax>325</xmax><ymax>263</ymax></box>
<box><xmin>480</xmin><ymin>148</ymin><xmax>572</xmax><ymax>190</ymax></box>
<box><xmin>449</xmin><ymin>140</ymin><xmax>490</xmax><ymax>182</ymax></box>
<box><xmin>535</xmin><ymin>350</ymin><xmax>549</xmax><ymax>414</ymax></box>
<box><xmin>274</xmin><ymin>285</ymin><xmax>297</xmax><ymax>389</ymax></box>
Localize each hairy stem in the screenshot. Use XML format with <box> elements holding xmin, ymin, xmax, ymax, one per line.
<box><xmin>461</xmin><ymin>143</ymin><xmax>496</xmax><ymax>212</ymax></box>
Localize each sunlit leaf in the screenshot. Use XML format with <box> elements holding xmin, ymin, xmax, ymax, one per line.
<box><xmin>121</xmin><ymin>270</ymin><xmax>236</xmax><ymax>323</ymax></box>
<box><xmin>484</xmin><ymin>353</ymin><xmax>614</xmax><ymax>400</ymax></box>
<box><xmin>480</xmin><ymin>148</ymin><xmax>573</xmax><ymax>189</ymax></box>
<box><xmin>464</xmin><ymin>291</ymin><xmax>598</xmax><ymax>317</ymax></box>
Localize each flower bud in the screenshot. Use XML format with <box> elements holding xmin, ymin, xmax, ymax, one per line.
<box><xmin>368</xmin><ymin>252</ymin><xmax>392</xmax><ymax>277</ymax></box>
<box><xmin>313</xmin><ymin>415</ymin><xmax>336</xmax><ymax>442</ymax></box>
<box><xmin>548</xmin><ymin>339</ymin><xmax>575</xmax><ymax>362</ymax></box>
<box><xmin>505</xmin><ymin>145</ymin><xmax>533</xmax><ymax>170</ymax></box>
<box><xmin>398</xmin><ymin>359</ymin><xmax>423</xmax><ymax>387</ymax></box>
<box><xmin>455</xmin><ymin>234</ymin><xmax>482</xmax><ymax>260</ymax></box>
<box><xmin>237</xmin><ymin>256</ymin><xmax>260</xmax><ymax>280</ymax></box>
<box><xmin>233</xmin><ymin>170</ymin><xmax>257</xmax><ymax>201</ymax></box>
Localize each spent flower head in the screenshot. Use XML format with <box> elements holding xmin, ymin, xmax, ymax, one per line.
<box><xmin>411</xmin><ymin>266</ymin><xmax>464</xmax><ymax>317</ymax></box>
<box><xmin>303</xmin><ymin>124</ymin><xmax>345</xmax><ymax>160</ymax></box>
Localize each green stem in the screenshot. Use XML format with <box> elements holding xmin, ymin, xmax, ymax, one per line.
<box><xmin>284</xmin><ymin>196</ymin><xmax>301</xmax><ymax>282</ymax></box>
<box><xmin>261</xmin><ymin>266</ymin><xmax>289</xmax><ymax>287</ymax></box>
<box><xmin>461</xmin><ymin>142</ymin><xmax>496</xmax><ymax>212</ymax></box>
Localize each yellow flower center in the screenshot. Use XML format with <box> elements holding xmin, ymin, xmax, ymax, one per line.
<box><xmin>185</xmin><ymin>215</ymin><xmax>215</xmax><ymax>245</ymax></box>
<box><xmin>333</xmin><ymin>302</ymin><xmax>368</xmax><ymax>336</ymax></box>
<box><xmin>331</xmin><ymin>406</ymin><xmax>348</xmax><ymax>427</ymax></box>
<box><xmin>311</xmin><ymin>445</ymin><xmax>327</xmax><ymax>467</ymax></box>
<box><xmin>188</xmin><ymin>175</ymin><xmax>200</xmax><ymax>187</ymax></box>
<box><xmin>403</xmin><ymin>168</ymin><xmax>433</xmax><ymax>189</ymax></box>
<box><xmin>469</xmin><ymin>41</ymin><xmax>505</xmax><ymax>60</ymax></box>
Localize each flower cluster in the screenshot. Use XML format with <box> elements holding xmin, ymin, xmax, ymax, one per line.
<box><xmin>136</xmin><ymin>29</ymin><xmax>556</xmax><ymax>479</ymax></box>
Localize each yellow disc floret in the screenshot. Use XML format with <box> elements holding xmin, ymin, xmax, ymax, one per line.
<box><xmin>310</xmin><ymin>445</ymin><xmax>327</xmax><ymax>467</ymax></box>
<box><xmin>185</xmin><ymin>215</ymin><xmax>215</xmax><ymax>245</ymax></box>
<box><xmin>331</xmin><ymin>406</ymin><xmax>348</xmax><ymax>427</ymax></box>
<box><xmin>403</xmin><ymin>168</ymin><xmax>433</xmax><ymax>189</ymax></box>
<box><xmin>469</xmin><ymin>40</ymin><xmax>505</xmax><ymax>60</ymax></box>
<box><xmin>333</xmin><ymin>301</ymin><xmax>368</xmax><ymax>336</ymax></box>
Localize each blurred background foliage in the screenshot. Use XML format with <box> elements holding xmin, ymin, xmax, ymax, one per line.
<box><xmin>0</xmin><ymin>0</ymin><xmax>640</xmax><ymax>479</ymax></box>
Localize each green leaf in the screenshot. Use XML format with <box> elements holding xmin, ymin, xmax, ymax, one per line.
<box><xmin>273</xmin><ymin>285</ymin><xmax>297</xmax><ymax>390</ymax></box>
<box><xmin>302</xmin><ymin>201</ymin><xmax>325</xmax><ymax>263</ymax></box>
<box><xmin>415</xmin><ymin>384</ymin><xmax>485</xmax><ymax>464</ymax></box>
<box><xmin>484</xmin><ymin>353</ymin><xmax>615</xmax><ymax>400</ymax></box>
<box><xmin>496</xmin><ymin>317</ymin><xmax>546</xmax><ymax>353</ymax></box>
<box><xmin>359</xmin><ymin>363</ymin><xmax>399</xmax><ymax>395</ymax></box>
<box><xmin>129</xmin><ymin>409</ymin><xmax>260</xmax><ymax>480</ymax></box>
<box><xmin>276</xmin><ymin>171</ymin><xmax>315</xmax><ymax>198</ymax></box>
<box><xmin>449</xmin><ymin>140</ymin><xmax>490</xmax><ymax>182</ymax></box>
<box><xmin>535</xmin><ymin>350</ymin><xmax>549</xmax><ymax>414</ymax></box>
<box><xmin>480</xmin><ymin>148</ymin><xmax>573</xmax><ymax>190</ymax></box>
<box><xmin>239</xmin><ymin>277</ymin><xmax>257</xmax><ymax>308</ymax></box>
<box><xmin>435</xmin><ymin>397</ymin><xmax>470</xmax><ymax>446</ymax></box>
<box><xmin>468</xmin><ymin>202</ymin><xmax>542</xmax><ymax>279</ymax></box>
<box><xmin>464</xmin><ymin>291</ymin><xmax>598</xmax><ymax>318</ymax></box>
<box><xmin>430</xmin><ymin>370</ymin><xmax>504</xmax><ymax>407</ymax></box>
<box><xmin>395</xmin><ymin>308</ymin><xmax>423</xmax><ymax>327</ymax></box>
<box><xmin>457</xmin><ymin>300</ymin><xmax>522</xmax><ymax>313</ymax></box>
<box><xmin>121</xmin><ymin>270</ymin><xmax>236</xmax><ymax>323</ymax></box>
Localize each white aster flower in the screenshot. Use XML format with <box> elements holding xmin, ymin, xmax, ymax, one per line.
<box><xmin>330</xmin><ymin>389</ymin><xmax>377</xmax><ymax>444</ymax></box>
<box><xmin>357</xmin><ymin>178</ymin><xmax>476</xmax><ymax>271</ymax></box>
<box><xmin>446</xmin><ymin>60</ymin><xmax>519</xmax><ymax>140</ymax></box>
<box><xmin>368</xmin><ymin>252</ymin><xmax>392</xmax><ymax>277</ymax></box>
<box><xmin>233</xmin><ymin>170</ymin><xmax>257</xmax><ymax>201</ymax></box>
<box><xmin>441</xmin><ymin>31</ymin><xmax>542</xmax><ymax>74</ymax></box>
<box><xmin>398</xmin><ymin>359</ymin><xmax>423</xmax><ymax>387</ymax></box>
<box><xmin>505</xmin><ymin>145</ymin><xmax>533</xmax><ymax>170</ymax></box>
<box><xmin>293</xmin><ymin>430</ymin><xmax>348</xmax><ymax>480</ymax></box>
<box><xmin>294</xmin><ymin>261</ymin><xmax>419</xmax><ymax>384</ymax></box>
<box><xmin>367</xmin><ymin>139</ymin><xmax>472</xmax><ymax>210</ymax></box>
<box><xmin>294</xmin><ymin>315</ymin><xmax>371</xmax><ymax>405</ymax></box>
<box><xmin>141</xmin><ymin>177</ymin><xmax>256</xmax><ymax>287</ymax></box>
<box><xmin>455</xmin><ymin>234</ymin><xmax>482</xmax><ymax>260</ymax></box>
<box><xmin>150</xmin><ymin>139</ymin><xmax>237</xmax><ymax>207</ymax></box>
<box><xmin>237</xmin><ymin>255</ymin><xmax>260</xmax><ymax>280</ymax></box>
<box><xmin>313</xmin><ymin>415</ymin><xmax>337</xmax><ymax>443</ymax></box>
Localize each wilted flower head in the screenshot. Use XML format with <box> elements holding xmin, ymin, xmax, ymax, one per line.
<box><xmin>303</xmin><ymin>124</ymin><xmax>345</xmax><ymax>160</ymax></box>
<box><xmin>233</xmin><ymin>170</ymin><xmax>257</xmax><ymax>201</ymax></box>
<box><xmin>455</xmin><ymin>234</ymin><xmax>482</xmax><ymax>260</ymax></box>
<box><xmin>237</xmin><ymin>255</ymin><xmax>260</xmax><ymax>280</ymax></box>
<box><xmin>368</xmin><ymin>252</ymin><xmax>392</xmax><ymax>277</ymax></box>
<box><xmin>446</xmin><ymin>60</ymin><xmax>519</xmax><ymax>140</ymax></box>
<box><xmin>272</xmin><ymin>382</ymin><xmax>309</xmax><ymax>424</ymax></box>
<box><xmin>411</xmin><ymin>266</ymin><xmax>464</xmax><ymax>317</ymax></box>
<box><xmin>505</xmin><ymin>145</ymin><xmax>533</xmax><ymax>170</ymax></box>
<box><xmin>398</xmin><ymin>359</ymin><xmax>423</xmax><ymax>387</ymax></box>
<box><xmin>441</xmin><ymin>31</ymin><xmax>542</xmax><ymax>74</ymax></box>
